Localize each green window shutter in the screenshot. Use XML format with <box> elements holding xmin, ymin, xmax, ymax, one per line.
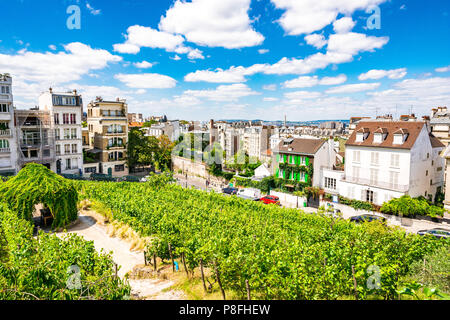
<box><xmin>305</xmin><ymin>157</ymin><xmax>309</xmax><ymax>166</ymax></box>
<box><xmin>284</xmin><ymin>154</ymin><xmax>287</xmax><ymax>163</ymax></box>
<box><xmin>283</xmin><ymin>170</ymin><xmax>286</xmax><ymax>179</ymax></box>
<box><xmin>277</xmin><ymin>154</ymin><xmax>280</xmax><ymax>162</ymax></box>
<box><xmin>276</xmin><ymin>168</ymin><xmax>279</xmax><ymax>178</ymax></box>
<box><xmin>305</xmin><ymin>173</ymin><xmax>308</xmax><ymax>183</ymax></box>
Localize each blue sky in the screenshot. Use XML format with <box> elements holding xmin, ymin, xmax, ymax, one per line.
<box><xmin>1</xmin><ymin>0</ymin><xmax>450</xmax><ymax>121</ymax></box>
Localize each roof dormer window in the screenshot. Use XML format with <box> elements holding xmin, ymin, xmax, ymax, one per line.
<box><xmin>373</xmin><ymin>128</ymin><xmax>388</xmax><ymax>143</ymax></box>
<box><xmin>356</xmin><ymin>128</ymin><xmax>370</xmax><ymax>142</ymax></box>
<box><xmin>393</xmin><ymin>129</ymin><xmax>409</xmax><ymax>145</ymax></box>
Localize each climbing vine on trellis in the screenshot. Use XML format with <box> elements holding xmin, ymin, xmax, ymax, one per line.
<box><xmin>0</xmin><ymin>163</ymin><xmax>78</xmax><ymax>228</ymax></box>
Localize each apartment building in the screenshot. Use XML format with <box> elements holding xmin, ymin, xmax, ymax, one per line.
<box><xmin>348</xmin><ymin>117</ymin><xmax>371</xmax><ymax>136</ymax></box>
<box><xmin>0</xmin><ymin>73</ymin><xmax>18</xmax><ymax>176</ymax></box>
<box><xmin>15</xmin><ymin>109</ymin><xmax>56</xmax><ymax>170</ymax></box>
<box><xmin>430</xmin><ymin>106</ymin><xmax>450</xmax><ymax>146</ymax></box>
<box><xmin>86</xmin><ymin>97</ymin><xmax>128</xmax><ymax>176</ymax></box>
<box><xmin>242</xmin><ymin>125</ymin><xmax>273</xmax><ymax>160</ymax></box>
<box><xmin>340</xmin><ymin>121</ymin><xmax>445</xmax><ymax>205</ymax></box>
<box><xmin>143</xmin><ymin>120</ymin><xmax>180</xmax><ymax>142</ymax></box>
<box><xmin>127</xmin><ymin>113</ymin><xmax>143</xmax><ymax>123</ymax></box>
<box><xmin>272</xmin><ymin>138</ymin><xmax>336</xmax><ymax>188</ymax></box>
<box><xmin>38</xmin><ymin>89</ymin><xmax>83</xmax><ymax>174</ymax></box>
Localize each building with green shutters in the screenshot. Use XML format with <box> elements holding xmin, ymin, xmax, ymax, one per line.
<box><xmin>273</xmin><ymin>138</ymin><xmax>336</xmax><ymax>188</ymax></box>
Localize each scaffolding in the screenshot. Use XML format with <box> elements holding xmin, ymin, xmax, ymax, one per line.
<box><xmin>15</xmin><ymin>109</ymin><xmax>56</xmax><ymax>169</ymax></box>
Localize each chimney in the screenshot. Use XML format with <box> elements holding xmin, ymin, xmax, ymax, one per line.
<box><xmin>49</xmin><ymin>87</ymin><xmax>53</xmax><ymax>93</ymax></box>
<box><xmin>73</xmin><ymin>89</ymin><xmax>77</xmax><ymax>95</ymax></box>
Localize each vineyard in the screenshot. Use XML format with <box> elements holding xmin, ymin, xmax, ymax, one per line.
<box><xmin>78</xmin><ymin>174</ymin><xmax>449</xmax><ymax>300</ymax></box>
<box><xmin>0</xmin><ymin>205</ymin><xmax>130</xmax><ymax>300</ymax></box>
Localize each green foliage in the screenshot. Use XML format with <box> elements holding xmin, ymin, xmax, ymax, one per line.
<box><xmin>397</xmin><ymin>281</ymin><xmax>449</xmax><ymax>300</ymax></box>
<box><xmin>408</xmin><ymin>246</ymin><xmax>450</xmax><ymax>294</ymax></box>
<box><xmin>381</xmin><ymin>195</ymin><xmax>445</xmax><ymax>218</ymax></box>
<box><xmin>0</xmin><ymin>164</ymin><xmax>78</xmax><ymax>228</ymax></box>
<box><xmin>0</xmin><ymin>206</ymin><xmax>130</xmax><ymax>300</ymax></box>
<box><xmin>338</xmin><ymin>196</ymin><xmax>376</xmax><ymax>212</ymax></box>
<box><xmin>78</xmin><ymin>175</ymin><xmax>448</xmax><ymax>300</ymax></box>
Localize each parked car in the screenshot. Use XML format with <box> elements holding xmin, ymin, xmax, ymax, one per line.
<box><xmin>350</xmin><ymin>214</ymin><xmax>386</xmax><ymax>224</ymax></box>
<box><xmin>417</xmin><ymin>228</ymin><xmax>450</xmax><ymax>239</ymax></box>
<box><xmin>222</xmin><ymin>187</ymin><xmax>238</xmax><ymax>195</ymax></box>
<box><xmin>260</xmin><ymin>195</ymin><xmax>281</xmax><ymax>206</ymax></box>
<box><xmin>237</xmin><ymin>188</ymin><xmax>261</xmax><ymax>201</ymax></box>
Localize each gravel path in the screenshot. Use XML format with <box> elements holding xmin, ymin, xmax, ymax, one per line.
<box><xmin>61</xmin><ymin>214</ymin><xmax>185</xmax><ymax>300</ymax></box>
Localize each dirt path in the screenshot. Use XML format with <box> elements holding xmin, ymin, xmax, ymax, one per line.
<box><xmin>61</xmin><ymin>214</ymin><xmax>185</xmax><ymax>300</ymax></box>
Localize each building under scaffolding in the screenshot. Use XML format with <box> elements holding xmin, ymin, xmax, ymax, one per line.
<box><xmin>15</xmin><ymin>108</ymin><xmax>56</xmax><ymax>170</ymax></box>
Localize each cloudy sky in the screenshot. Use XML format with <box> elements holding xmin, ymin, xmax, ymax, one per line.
<box><xmin>1</xmin><ymin>0</ymin><xmax>450</xmax><ymax>121</ymax></box>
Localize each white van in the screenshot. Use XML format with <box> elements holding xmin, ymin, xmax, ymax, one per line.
<box><xmin>237</xmin><ymin>188</ymin><xmax>261</xmax><ymax>201</ymax></box>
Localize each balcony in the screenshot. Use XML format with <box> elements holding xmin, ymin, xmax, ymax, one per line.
<box><xmin>0</xmin><ymin>129</ymin><xmax>11</xmax><ymax>137</ymax></box>
<box><xmin>342</xmin><ymin>175</ymin><xmax>409</xmax><ymax>192</ymax></box>
<box><xmin>0</xmin><ymin>147</ymin><xmax>11</xmax><ymax>154</ymax></box>
<box><xmin>0</xmin><ymin>112</ymin><xmax>11</xmax><ymax>121</ymax></box>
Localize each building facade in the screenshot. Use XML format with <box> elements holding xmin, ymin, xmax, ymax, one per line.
<box><xmin>39</xmin><ymin>89</ymin><xmax>83</xmax><ymax>174</ymax></box>
<box><xmin>430</xmin><ymin>106</ymin><xmax>450</xmax><ymax>146</ymax></box>
<box><xmin>86</xmin><ymin>98</ymin><xmax>128</xmax><ymax>176</ymax></box>
<box><xmin>0</xmin><ymin>73</ymin><xmax>18</xmax><ymax>176</ymax></box>
<box><xmin>272</xmin><ymin>138</ymin><xmax>336</xmax><ymax>188</ymax></box>
<box><xmin>339</xmin><ymin>121</ymin><xmax>445</xmax><ymax>206</ymax></box>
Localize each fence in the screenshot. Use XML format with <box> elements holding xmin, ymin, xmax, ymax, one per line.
<box><xmin>270</xmin><ymin>190</ymin><xmax>307</xmax><ymax>208</ymax></box>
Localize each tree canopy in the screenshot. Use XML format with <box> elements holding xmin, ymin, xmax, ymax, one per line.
<box><xmin>0</xmin><ymin>163</ymin><xmax>78</xmax><ymax>228</ymax></box>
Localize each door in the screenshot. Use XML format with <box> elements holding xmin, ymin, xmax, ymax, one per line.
<box><xmin>108</xmin><ymin>167</ymin><xmax>112</xmax><ymax>176</ymax></box>
<box><xmin>56</xmin><ymin>160</ymin><xmax>61</xmax><ymax>174</ymax></box>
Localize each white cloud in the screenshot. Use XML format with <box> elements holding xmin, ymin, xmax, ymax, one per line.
<box><xmin>258</xmin><ymin>49</ymin><xmax>269</xmax><ymax>54</ymax></box>
<box><xmin>263</xmin><ymin>84</ymin><xmax>277</xmax><ymax>91</ymax></box>
<box><xmin>304</xmin><ymin>34</ymin><xmax>327</xmax><ymax>49</ymax></box>
<box><xmin>49</xmin><ymin>44</ymin><xmax>57</xmax><ymax>50</ymax></box>
<box><xmin>283</xmin><ymin>76</ymin><xmax>319</xmax><ymax>88</ymax></box>
<box><xmin>86</xmin><ymin>2</ymin><xmax>101</xmax><ymax>15</ymax></box>
<box><xmin>187</xmin><ymin>48</ymin><xmax>205</xmax><ymax>60</ymax></box>
<box><xmin>263</xmin><ymin>97</ymin><xmax>278</xmax><ymax>102</ymax></box>
<box><xmin>319</xmin><ymin>74</ymin><xmax>347</xmax><ymax>85</ymax></box>
<box><xmin>284</xmin><ymin>90</ymin><xmax>322</xmax><ymax>100</ymax></box>
<box><xmin>358</xmin><ymin>68</ymin><xmax>407</xmax><ymax>80</ymax></box>
<box><xmin>326</xmin><ymin>82</ymin><xmax>381</xmax><ymax>94</ymax></box>
<box><xmin>271</xmin><ymin>0</ymin><xmax>387</xmax><ymax>35</ymax></box>
<box><xmin>114</xmin><ymin>73</ymin><xmax>177</xmax><ymax>89</ymax></box>
<box><xmin>133</xmin><ymin>61</ymin><xmax>153</xmax><ymax>69</ymax></box>
<box><xmin>0</xmin><ymin>42</ymin><xmax>122</xmax><ymax>84</ymax></box>
<box><xmin>326</xmin><ymin>32</ymin><xmax>389</xmax><ymax>57</ymax></box>
<box><xmin>184</xmin><ymin>65</ymin><xmax>265</xmax><ymax>83</ymax></box>
<box><xmin>435</xmin><ymin>65</ymin><xmax>450</xmax><ymax>73</ymax></box>
<box><xmin>113</xmin><ymin>25</ymin><xmax>185</xmax><ymax>54</ymax></box>
<box><xmin>159</xmin><ymin>0</ymin><xmax>264</xmax><ymax>49</ymax></box>
<box><xmin>170</xmin><ymin>55</ymin><xmax>181</xmax><ymax>61</ymax></box>
<box><xmin>183</xmin><ymin>83</ymin><xmax>259</xmax><ymax>101</ymax></box>
<box><xmin>333</xmin><ymin>17</ymin><xmax>356</xmax><ymax>33</ymax></box>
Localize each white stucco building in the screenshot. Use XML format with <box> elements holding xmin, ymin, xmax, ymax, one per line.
<box><xmin>337</xmin><ymin>121</ymin><xmax>445</xmax><ymax>205</ymax></box>
<box><xmin>39</xmin><ymin>89</ymin><xmax>83</xmax><ymax>174</ymax></box>
<box><xmin>0</xmin><ymin>74</ymin><xmax>18</xmax><ymax>176</ymax></box>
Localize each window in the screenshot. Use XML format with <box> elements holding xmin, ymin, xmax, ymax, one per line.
<box><xmin>325</xmin><ymin>177</ymin><xmax>337</xmax><ymax>190</ymax></box>
<box><xmin>85</xmin><ymin>167</ymin><xmax>97</xmax><ymax>174</ymax></box>
<box><xmin>366</xmin><ymin>190</ymin><xmax>374</xmax><ymax>203</ymax></box>
<box><xmin>353</xmin><ymin>150</ymin><xmax>360</xmax><ymax>163</ymax></box>
<box><xmin>56</xmin><ymin>144</ymin><xmax>61</xmax><ymax>155</ymax></box>
<box><xmin>54</xmin><ymin>113</ymin><xmax>59</xmax><ymax>124</ymax></box>
<box><xmin>64</xmin><ymin>144</ymin><xmax>70</xmax><ymax>154</ymax></box>
<box><xmin>0</xmin><ymin>104</ymin><xmax>9</xmax><ymax>112</ymax></box>
<box><xmin>370</xmin><ymin>168</ymin><xmax>379</xmax><ymax>185</ymax></box>
<box><xmin>115</xmin><ymin>165</ymin><xmax>125</xmax><ymax>172</ymax></box>
<box><xmin>70</xmin><ymin>114</ymin><xmax>76</xmax><ymax>124</ymax></box>
<box><xmin>43</xmin><ymin>149</ymin><xmax>50</xmax><ymax>157</ymax></box>
<box><xmin>1</xmin><ymin>86</ymin><xmax>10</xmax><ymax>94</ymax></box>
<box><xmin>63</xmin><ymin>114</ymin><xmax>70</xmax><ymax>124</ymax></box>
<box><xmin>389</xmin><ymin>171</ymin><xmax>399</xmax><ymax>188</ymax></box>
<box><xmin>71</xmin><ymin>144</ymin><xmax>77</xmax><ymax>154</ymax></box>
<box><xmin>352</xmin><ymin>166</ymin><xmax>360</xmax><ymax>179</ymax></box>
<box><xmin>391</xmin><ymin>154</ymin><xmax>400</xmax><ymax>168</ymax></box>
<box><xmin>54</xmin><ymin>129</ymin><xmax>60</xmax><ymax>140</ymax></box>
<box><xmin>371</xmin><ymin>152</ymin><xmax>379</xmax><ymax>165</ymax></box>
<box><xmin>71</xmin><ymin>128</ymin><xmax>77</xmax><ymax>139</ymax></box>
<box><xmin>426</xmin><ymin>170</ymin><xmax>428</xmax><ymax>176</ymax></box>
<box><xmin>0</xmin><ymin>139</ymin><xmax>10</xmax><ymax>149</ymax></box>
<box><xmin>66</xmin><ymin>159</ymin><xmax>71</xmax><ymax>170</ymax></box>
<box><xmin>72</xmin><ymin>158</ymin><xmax>78</xmax><ymax>169</ymax></box>
<box><xmin>64</xmin><ymin>128</ymin><xmax>70</xmax><ymax>139</ymax></box>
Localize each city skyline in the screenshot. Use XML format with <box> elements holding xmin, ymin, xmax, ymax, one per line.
<box><xmin>1</xmin><ymin>0</ymin><xmax>449</xmax><ymax>121</ymax></box>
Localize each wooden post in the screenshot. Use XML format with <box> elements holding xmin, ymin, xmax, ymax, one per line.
<box><xmin>114</xmin><ymin>263</ymin><xmax>118</xmax><ymax>279</ymax></box>
<box><xmin>200</xmin><ymin>259</ymin><xmax>207</xmax><ymax>293</ymax></box>
<box><xmin>182</xmin><ymin>252</ymin><xmax>189</xmax><ymax>278</ymax></box>
<box><xmin>246</xmin><ymin>279</ymin><xmax>251</xmax><ymax>300</ymax></box>
<box><xmin>153</xmin><ymin>253</ymin><xmax>157</xmax><ymax>271</ymax></box>
<box><xmin>169</xmin><ymin>244</ymin><xmax>175</xmax><ymax>273</ymax></box>
<box><xmin>214</xmin><ymin>261</ymin><xmax>226</xmax><ymax>300</ymax></box>
<box><xmin>351</xmin><ymin>265</ymin><xmax>359</xmax><ymax>300</ymax></box>
<box><xmin>144</xmin><ymin>251</ymin><xmax>147</xmax><ymax>266</ymax></box>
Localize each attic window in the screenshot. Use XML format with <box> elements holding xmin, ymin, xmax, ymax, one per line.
<box><xmin>393</xmin><ymin>133</ymin><xmax>409</xmax><ymax>145</ymax></box>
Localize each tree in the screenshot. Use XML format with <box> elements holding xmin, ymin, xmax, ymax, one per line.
<box><xmin>154</xmin><ymin>135</ymin><xmax>175</xmax><ymax>171</ymax></box>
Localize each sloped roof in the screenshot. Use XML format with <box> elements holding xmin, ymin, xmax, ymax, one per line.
<box><xmin>275</xmin><ymin>138</ymin><xmax>325</xmax><ymax>155</ymax></box>
<box><xmin>346</xmin><ymin>121</ymin><xmax>426</xmax><ymax>150</ymax></box>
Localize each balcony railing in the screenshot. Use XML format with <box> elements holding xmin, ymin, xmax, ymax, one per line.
<box><xmin>0</xmin><ymin>148</ymin><xmax>10</xmax><ymax>153</ymax></box>
<box><xmin>0</xmin><ymin>129</ymin><xmax>11</xmax><ymax>137</ymax></box>
<box><xmin>342</xmin><ymin>175</ymin><xmax>409</xmax><ymax>192</ymax></box>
